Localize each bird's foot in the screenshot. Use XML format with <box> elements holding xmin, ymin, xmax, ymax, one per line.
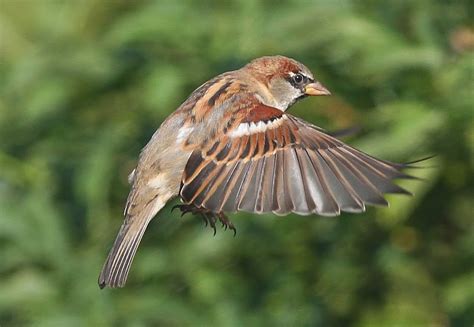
<box><xmin>172</xmin><ymin>204</ymin><xmax>236</xmax><ymax>236</ymax></box>
<box><xmin>172</xmin><ymin>204</ymin><xmax>202</xmax><ymax>217</ymax></box>
<box><xmin>217</xmin><ymin>212</ymin><xmax>236</xmax><ymax>236</ymax></box>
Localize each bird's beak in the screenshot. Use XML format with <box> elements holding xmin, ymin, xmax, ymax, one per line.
<box><xmin>304</xmin><ymin>82</ymin><xmax>331</xmax><ymax>96</ymax></box>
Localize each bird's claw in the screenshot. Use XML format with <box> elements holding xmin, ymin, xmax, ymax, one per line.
<box><xmin>217</xmin><ymin>212</ymin><xmax>237</xmax><ymax>236</ymax></box>
<box><xmin>172</xmin><ymin>204</ymin><xmax>200</xmax><ymax>217</ymax></box>
<box><xmin>202</xmin><ymin>213</ymin><xmax>217</xmax><ymax>236</ymax></box>
<box><xmin>171</xmin><ymin>204</ymin><xmax>236</xmax><ymax>236</ymax></box>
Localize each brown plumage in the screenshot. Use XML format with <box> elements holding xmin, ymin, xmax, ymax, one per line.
<box><xmin>99</xmin><ymin>55</ymin><xmax>420</xmax><ymax>289</ymax></box>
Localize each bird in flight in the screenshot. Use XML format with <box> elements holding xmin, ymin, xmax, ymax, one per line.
<box><xmin>99</xmin><ymin>55</ymin><xmax>420</xmax><ymax>288</ymax></box>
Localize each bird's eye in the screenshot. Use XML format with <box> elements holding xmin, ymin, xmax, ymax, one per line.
<box><xmin>293</xmin><ymin>73</ymin><xmax>304</xmax><ymax>84</ymax></box>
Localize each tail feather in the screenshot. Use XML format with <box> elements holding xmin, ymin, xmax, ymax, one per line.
<box><xmin>98</xmin><ymin>197</ymin><xmax>168</xmax><ymax>289</ymax></box>
<box><xmin>98</xmin><ymin>216</ymin><xmax>150</xmax><ymax>288</ymax></box>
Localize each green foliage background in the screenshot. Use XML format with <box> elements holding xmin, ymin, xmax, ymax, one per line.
<box><xmin>1</xmin><ymin>0</ymin><xmax>473</xmax><ymax>326</ymax></box>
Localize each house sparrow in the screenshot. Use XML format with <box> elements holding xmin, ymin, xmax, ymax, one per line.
<box><xmin>99</xmin><ymin>55</ymin><xmax>417</xmax><ymax>289</ymax></box>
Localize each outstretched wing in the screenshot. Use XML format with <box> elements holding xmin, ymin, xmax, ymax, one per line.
<box><xmin>180</xmin><ymin>102</ymin><xmax>414</xmax><ymax>216</ymax></box>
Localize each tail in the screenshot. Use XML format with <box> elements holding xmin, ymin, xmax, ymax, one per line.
<box><xmin>98</xmin><ymin>197</ymin><xmax>167</xmax><ymax>288</ymax></box>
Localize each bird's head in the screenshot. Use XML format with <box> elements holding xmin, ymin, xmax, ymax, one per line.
<box><xmin>243</xmin><ymin>55</ymin><xmax>331</xmax><ymax>111</ymax></box>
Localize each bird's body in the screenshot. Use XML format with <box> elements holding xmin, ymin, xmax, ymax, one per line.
<box><xmin>99</xmin><ymin>56</ymin><xmax>416</xmax><ymax>288</ymax></box>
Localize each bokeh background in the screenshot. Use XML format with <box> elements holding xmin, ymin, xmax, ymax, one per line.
<box><xmin>1</xmin><ymin>0</ymin><xmax>473</xmax><ymax>326</ymax></box>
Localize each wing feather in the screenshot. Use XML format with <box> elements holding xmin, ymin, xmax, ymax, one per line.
<box><xmin>179</xmin><ymin>102</ymin><xmax>419</xmax><ymax>217</ymax></box>
<box><xmin>238</xmin><ymin>159</ymin><xmax>262</xmax><ymax>212</ymax></box>
<box><xmin>286</xmin><ymin>148</ymin><xmax>310</xmax><ymax>214</ymax></box>
<box><xmin>258</xmin><ymin>153</ymin><xmax>276</xmax><ymax>213</ymax></box>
